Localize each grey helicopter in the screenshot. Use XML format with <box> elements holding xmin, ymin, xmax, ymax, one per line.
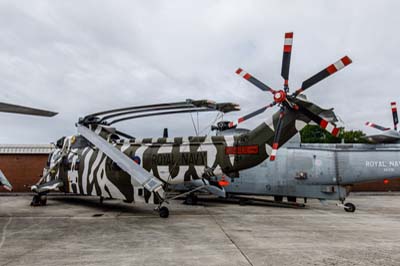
<box><xmin>173</xmin><ymin>34</ymin><xmax>400</xmax><ymax>213</ymax></box>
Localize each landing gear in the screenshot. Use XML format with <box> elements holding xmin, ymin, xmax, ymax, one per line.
<box><xmin>184</xmin><ymin>194</ymin><xmax>198</xmax><ymax>205</ymax></box>
<box><xmin>344</xmin><ymin>202</ymin><xmax>356</xmax><ymax>213</ymax></box>
<box><xmin>158</xmin><ymin>206</ymin><xmax>169</xmax><ymax>218</ymax></box>
<box><xmin>239</xmin><ymin>198</ymin><xmax>249</xmax><ymax>206</ymax></box>
<box><xmin>287</xmin><ymin>196</ymin><xmax>297</xmax><ymax>203</ymax></box>
<box><xmin>31</xmin><ymin>194</ymin><xmax>47</xmax><ymax>206</ymax></box>
<box><xmin>274</xmin><ymin>196</ymin><xmax>283</xmax><ymax>202</ymax></box>
<box><xmin>100</xmin><ymin>196</ymin><xmax>104</xmax><ymax>204</ymax></box>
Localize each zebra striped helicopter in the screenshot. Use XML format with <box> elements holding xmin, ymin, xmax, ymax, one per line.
<box><xmin>30</xmin><ymin>32</ymin><xmax>352</xmax><ymax>218</ymax></box>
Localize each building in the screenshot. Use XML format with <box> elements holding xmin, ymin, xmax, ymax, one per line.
<box><xmin>0</xmin><ymin>144</ymin><xmax>53</xmax><ymax>192</ymax></box>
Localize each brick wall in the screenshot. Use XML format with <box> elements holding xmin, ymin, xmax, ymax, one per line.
<box><xmin>0</xmin><ymin>154</ymin><xmax>48</xmax><ymax>192</ymax></box>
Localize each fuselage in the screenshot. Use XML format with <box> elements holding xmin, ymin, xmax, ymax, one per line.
<box><xmin>226</xmin><ymin>142</ymin><xmax>400</xmax><ymax>201</ymax></box>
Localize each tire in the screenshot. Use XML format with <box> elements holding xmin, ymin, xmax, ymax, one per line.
<box><xmin>184</xmin><ymin>194</ymin><xmax>198</xmax><ymax>205</ymax></box>
<box><xmin>274</xmin><ymin>196</ymin><xmax>283</xmax><ymax>202</ymax></box>
<box><xmin>344</xmin><ymin>202</ymin><xmax>356</xmax><ymax>212</ymax></box>
<box><xmin>31</xmin><ymin>195</ymin><xmax>40</xmax><ymax>206</ymax></box>
<box><xmin>39</xmin><ymin>195</ymin><xmax>47</xmax><ymax>206</ymax></box>
<box><xmin>287</xmin><ymin>196</ymin><xmax>297</xmax><ymax>203</ymax></box>
<box><xmin>159</xmin><ymin>206</ymin><xmax>169</xmax><ymax>218</ymax></box>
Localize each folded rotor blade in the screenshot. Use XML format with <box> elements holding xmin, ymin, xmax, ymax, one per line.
<box><xmin>270</xmin><ymin>108</ymin><xmax>286</xmax><ymax>161</ymax></box>
<box><xmin>0</xmin><ymin>102</ymin><xmax>57</xmax><ymax>117</ymax></box>
<box><xmin>296</xmin><ymin>102</ymin><xmax>341</xmax><ymax>137</ymax></box>
<box><xmin>0</xmin><ymin>170</ymin><xmax>12</xmax><ymax>191</ymax></box>
<box><xmin>281</xmin><ymin>32</ymin><xmax>293</xmax><ymax>88</ymax></box>
<box><xmin>77</xmin><ymin>124</ymin><xmax>165</xmax><ymax>198</ymax></box>
<box><xmin>294</xmin><ymin>56</ymin><xmax>352</xmax><ymax>96</ymax></box>
<box><xmin>391</xmin><ymin>102</ymin><xmax>398</xmax><ymax>130</ymax></box>
<box><xmin>236</xmin><ymin>68</ymin><xmax>276</xmax><ymax>94</ymax></box>
<box><xmin>365</xmin><ymin>122</ymin><xmax>390</xmax><ymax>131</ymax></box>
<box><xmin>229</xmin><ymin>102</ymin><xmax>276</xmax><ymax>128</ymax></box>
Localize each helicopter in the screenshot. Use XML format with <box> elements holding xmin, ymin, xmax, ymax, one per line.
<box><xmin>30</xmin><ymin>32</ymin><xmax>351</xmax><ymax>218</ymax></box>
<box><xmin>0</xmin><ymin>101</ymin><xmax>57</xmax><ymax>191</ymax></box>
<box><xmin>365</xmin><ymin>101</ymin><xmax>400</xmax><ymax>143</ymax></box>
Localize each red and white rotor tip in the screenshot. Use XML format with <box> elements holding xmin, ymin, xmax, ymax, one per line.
<box><xmin>269</xmin><ymin>143</ymin><xmax>279</xmax><ymax>161</ymax></box>
<box><xmin>283</xmin><ymin>32</ymin><xmax>293</xmax><ymax>52</ymax></box>
<box><xmin>320</xmin><ymin>120</ymin><xmax>340</xmax><ymax>137</ymax></box>
<box><xmin>326</xmin><ymin>56</ymin><xmax>352</xmax><ymax>74</ymax></box>
<box><xmin>236</xmin><ymin>68</ymin><xmax>252</xmax><ymax>80</ymax></box>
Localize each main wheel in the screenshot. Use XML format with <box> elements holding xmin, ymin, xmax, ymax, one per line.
<box><xmin>159</xmin><ymin>206</ymin><xmax>169</xmax><ymax>218</ymax></box>
<box><xmin>39</xmin><ymin>195</ymin><xmax>47</xmax><ymax>206</ymax></box>
<box><xmin>30</xmin><ymin>195</ymin><xmax>41</xmax><ymax>206</ymax></box>
<box><xmin>344</xmin><ymin>202</ymin><xmax>356</xmax><ymax>212</ymax></box>
<box><xmin>184</xmin><ymin>194</ymin><xmax>198</xmax><ymax>205</ymax></box>
<box><xmin>287</xmin><ymin>196</ymin><xmax>297</xmax><ymax>203</ymax></box>
<box><xmin>274</xmin><ymin>196</ymin><xmax>283</xmax><ymax>202</ymax></box>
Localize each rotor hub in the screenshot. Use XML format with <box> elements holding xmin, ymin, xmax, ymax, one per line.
<box><xmin>273</xmin><ymin>90</ymin><xmax>287</xmax><ymax>103</ymax></box>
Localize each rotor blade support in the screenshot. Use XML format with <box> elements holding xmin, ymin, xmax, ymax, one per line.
<box><xmin>77</xmin><ymin>124</ymin><xmax>165</xmax><ymax>198</ymax></box>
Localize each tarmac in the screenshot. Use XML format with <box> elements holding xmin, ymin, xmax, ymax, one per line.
<box><xmin>0</xmin><ymin>194</ymin><xmax>400</xmax><ymax>266</ymax></box>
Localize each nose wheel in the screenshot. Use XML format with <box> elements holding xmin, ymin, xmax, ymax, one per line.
<box><xmin>344</xmin><ymin>202</ymin><xmax>356</xmax><ymax>212</ymax></box>
<box><xmin>158</xmin><ymin>206</ymin><xmax>169</xmax><ymax>218</ymax></box>
<box><xmin>30</xmin><ymin>194</ymin><xmax>47</xmax><ymax>206</ymax></box>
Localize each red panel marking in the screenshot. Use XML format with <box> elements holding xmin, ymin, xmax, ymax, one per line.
<box><xmin>272</xmin><ymin>143</ymin><xmax>279</xmax><ymax>149</ymax></box>
<box><xmin>218</xmin><ymin>180</ymin><xmax>230</xmax><ymax>187</ymax></box>
<box><xmin>228</xmin><ymin>122</ymin><xmax>234</xmax><ymax>128</ymax></box>
<box><xmin>384</xmin><ymin>179</ymin><xmax>389</xmax><ymax>185</ymax></box>
<box><xmin>269</xmin><ymin>155</ymin><xmax>276</xmax><ymax>161</ymax></box>
<box><xmin>283</xmin><ymin>45</ymin><xmax>292</xmax><ymax>52</ymax></box>
<box><xmin>341</xmin><ymin>56</ymin><xmax>352</xmax><ymax>66</ymax></box>
<box><xmin>225</xmin><ymin>145</ymin><xmax>259</xmax><ymax>155</ymax></box>
<box><xmin>326</xmin><ymin>64</ymin><xmax>337</xmax><ymax>74</ymax></box>
<box><xmin>285</xmin><ymin>32</ymin><xmax>293</xmax><ymax>38</ymax></box>
<box><xmin>238</xmin><ymin>117</ymin><xmax>245</xmax><ymax>123</ymax></box>
<box><xmin>391</xmin><ymin>102</ymin><xmax>396</xmax><ymax>106</ymax></box>
<box><xmin>236</xmin><ymin>68</ymin><xmax>243</xmax><ymax>74</ymax></box>
<box><xmin>243</xmin><ymin>73</ymin><xmax>252</xmax><ymax>80</ymax></box>
<box><xmin>320</xmin><ymin>119</ymin><xmax>328</xmax><ymax>129</ymax></box>
<box><xmin>284</xmin><ymin>80</ymin><xmax>288</xmax><ymax>86</ymax></box>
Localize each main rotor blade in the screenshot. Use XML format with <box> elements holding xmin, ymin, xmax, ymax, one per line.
<box><xmin>229</xmin><ymin>102</ymin><xmax>276</xmax><ymax>128</ymax></box>
<box><xmin>296</xmin><ymin>102</ymin><xmax>341</xmax><ymax>137</ymax></box>
<box><xmin>391</xmin><ymin>102</ymin><xmax>398</xmax><ymax>130</ymax></box>
<box><xmin>281</xmin><ymin>32</ymin><xmax>293</xmax><ymax>88</ymax></box>
<box><xmin>293</xmin><ymin>56</ymin><xmax>352</xmax><ymax>96</ymax></box>
<box><xmin>0</xmin><ymin>102</ymin><xmax>57</xmax><ymax>117</ymax></box>
<box><xmin>365</xmin><ymin>122</ymin><xmax>390</xmax><ymax>131</ymax></box>
<box><xmin>236</xmin><ymin>68</ymin><xmax>276</xmax><ymax>94</ymax></box>
<box><xmin>270</xmin><ymin>108</ymin><xmax>286</xmax><ymax>161</ymax></box>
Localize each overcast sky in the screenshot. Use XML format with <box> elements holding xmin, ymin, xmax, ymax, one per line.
<box><xmin>0</xmin><ymin>1</ymin><xmax>399</xmax><ymax>144</ymax></box>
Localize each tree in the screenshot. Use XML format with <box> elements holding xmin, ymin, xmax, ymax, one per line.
<box><xmin>300</xmin><ymin>125</ymin><xmax>369</xmax><ymax>144</ymax></box>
